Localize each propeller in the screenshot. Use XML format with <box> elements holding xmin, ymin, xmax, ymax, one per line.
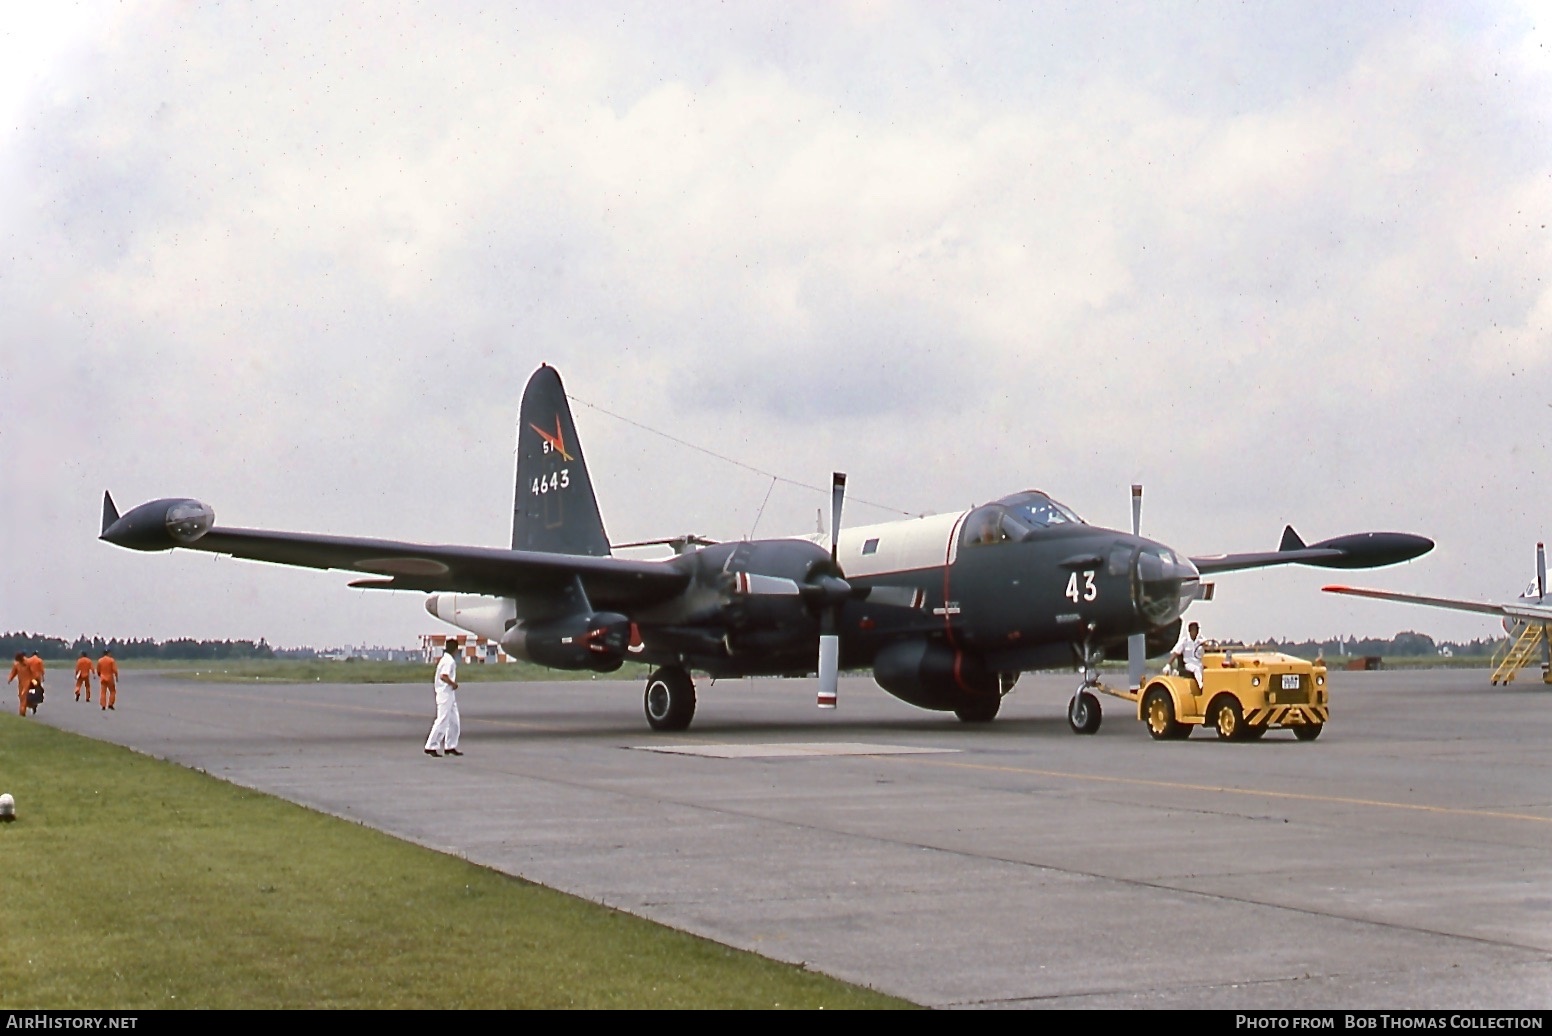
<box><xmin>817</xmin><ymin>473</ymin><xmax>847</xmax><ymax>708</ymax></box>
<box><xmin>1538</xmin><ymin>542</ymin><xmax>1548</xmax><ymax>672</ymax></box>
<box><xmin>1127</xmin><ymin>483</ymin><xmax>1146</xmax><ymax>692</ymax></box>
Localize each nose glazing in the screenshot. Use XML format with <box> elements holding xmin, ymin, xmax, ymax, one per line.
<box><xmin>1134</xmin><ymin>545</ymin><xmax>1201</xmax><ymax>627</ymax></box>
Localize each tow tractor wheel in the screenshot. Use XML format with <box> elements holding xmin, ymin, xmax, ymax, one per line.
<box><xmin>1293</xmin><ymin>722</ymin><xmax>1323</xmax><ymax>742</ymax></box>
<box><xmin>1067</xmin><ymin>690</ymin><xmax>1102</xmax><ymax>735</ymax></box>
<box><xmin>643</xmin><ymin>666</ymin><xmax>696</xmax><ymax>732</ymax></box>
<box><xmin>1142</xmin><ymin>687</ymin><xmax>1187</xmax><ymax>741</ymax></box>
<box><xmin>1211</xmin><ymin>696</ymin><xmax>1247</xmax><ymax>741</ymax></box>
<box><xmin>1244</xmin><ymin>723</ymin><xmax>1268</xmax><ymax>740</ymax></box>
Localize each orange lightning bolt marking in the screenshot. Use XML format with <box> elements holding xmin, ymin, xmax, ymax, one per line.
<box><xmin>529</xmin><ymin>417</ymin><xmax>574</xmax><ymax>461</ymax></box>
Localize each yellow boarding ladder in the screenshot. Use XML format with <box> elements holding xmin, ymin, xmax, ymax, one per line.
<box><xmin>1489</xmin><ymin>623</ymin><xmax>1551</xmax><ymax>685</ymax></box>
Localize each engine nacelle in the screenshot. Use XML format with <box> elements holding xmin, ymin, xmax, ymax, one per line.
<box><xmin>99</xmin><ymin>498</ymin><xmax>215</xmax><ymax>551</ymax></box>
<box><xmin>872</xmin><ymin>640</ymin><xmax>999</xmax><ymax>712</ymax></box>
<box><xmin>502</xmin><ymin>611</ymin><xmax>631</xmax><ymax>673</ymax></box>
<box><xmin>424</xmin><ymin>594</ymin><xmax>514</xmax><ymax>642</ymax></box>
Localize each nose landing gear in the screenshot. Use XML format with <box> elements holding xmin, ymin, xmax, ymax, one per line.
<box><xmin>1067</xmin><ymin>630</ymin><xmax>1103</xmax><ymax>734</ymax></box>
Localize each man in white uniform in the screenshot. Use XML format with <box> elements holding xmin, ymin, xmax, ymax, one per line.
<box><xmin>425</xmin><ymin>640</ymin><xmax>462</xmax><ymax>757</ymax></box>
<box><xmin>1170</xmin><ymin>621</ymin><xmax>1206</xmax><ymax>688</ymax></box>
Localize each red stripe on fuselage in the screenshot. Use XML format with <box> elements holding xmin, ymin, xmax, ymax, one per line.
<box><xmin>942</xmin><ymin>513</ymin><xmax>966</xmax><ymax>649</ymax></box>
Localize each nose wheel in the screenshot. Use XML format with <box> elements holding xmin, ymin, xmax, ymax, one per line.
<box><xmin>1067</xmin><ymin>631</ymin><xmax>1104</xmax><ymax>734</ymax></box>
<box><xmin>1067</xmin><ymin>688</ymin><xmax>1102</xmax><ymax>734</ymax></box>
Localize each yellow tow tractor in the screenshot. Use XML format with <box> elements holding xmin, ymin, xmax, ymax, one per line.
<box><xmin>1130</xmin><ymin>646</ymin><xmax>1330</xmax><ymax>741</ymax></box>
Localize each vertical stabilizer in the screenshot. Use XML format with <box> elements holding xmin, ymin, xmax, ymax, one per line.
<box><xmin>513</xmin><ymin>365</ymin><xmax>611</xmax><ymax>556</ymax></box>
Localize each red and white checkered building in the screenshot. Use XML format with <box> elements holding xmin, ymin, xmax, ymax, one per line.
<box><xmin>419</xmin><ymin>633</ymin><xmax>514</xmax><ymax>664</ymax></box>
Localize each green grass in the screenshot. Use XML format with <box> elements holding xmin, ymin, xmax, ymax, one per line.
<box><xmin>0</xmin><ymin>716</ymin><xmax>913</xmax><ymax>1009</ymax></box>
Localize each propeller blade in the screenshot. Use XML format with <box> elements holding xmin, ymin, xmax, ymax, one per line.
<box><xmin>830</xmin><ymin>473</ymin><xmax>847</xmax><ymax>563</ymax></box>
<box><xmin>1539</xmin><ymin>543</ymin><xmax>1549</xmax><ymax>670</ymax></box>
<box><xmin>817</xmin><ymin>633</ymin><xmax>839</xmax><ymax>708</ymax></box>
<box><xmin>818</xmin><ymin>471</ymin><xmax>847</xmax><ymax>708</ymax></box>
<box><xmin>1128</xmin><ymin>484</ymin><xmax>1145</xmax><ymax>691</ymax></box>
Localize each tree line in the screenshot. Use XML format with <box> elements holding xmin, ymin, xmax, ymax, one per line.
<box><xmin>2</xmin><ymin>629</ymin><xmax>1508</xmax><ymax>661</ymax></box>
<box><xmin>1256</xmin><ymin>632</ymin><xmax>1504</xmax><ymax>658</ymax></box>
<box><xmin>1</xmin><ymin>631</ymin><xmax>276</xmax><ymax>660</ymax></box>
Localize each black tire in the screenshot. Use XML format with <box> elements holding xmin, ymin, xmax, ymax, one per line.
<box><xmin>954</xmin><ymin>693</ymin><xmax>1001</xmax><ymax>723</ymax></box>
<box><xmin>1142</xmin><ymin>687</ymin><xmax>1187</xmax><ymax>741</ymax></box>
<box><xmin>1244</xmin><ymin>724</ymin><xmax>1269</xmax><ymax>740</ymax></box>
<box><xmin>1293</xmin><ymin>722</ymin><xmax>1323</xmax><ymax>741</ymax></box>
<box><xmin>1067</xmin><ymin>690</ymin><xmax>1102</xmax><ymax>735</ymax></box>
<box><xmin>1211</xmin><ymin>696</ymin><xmax>1247</xmax><ymax>741</ymax></box>
<box><xmin>643</xmin><ymin>667</ymin><xmax>696</xmax><ymax>731</ymax></box>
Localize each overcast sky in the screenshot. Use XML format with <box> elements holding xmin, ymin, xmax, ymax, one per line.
<box><xmin>2</xmin><ymin>1</ymin><xmax>1548</xmax><ymax>650</ymax></box>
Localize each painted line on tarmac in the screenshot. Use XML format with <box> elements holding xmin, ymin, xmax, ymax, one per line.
<box><xmin>893</xmin><ymin>756</ymin><xmax>1552</xmax><ymax>825</ymax></box>
<box><xmin>153</xmin><ymin>682</ymin><xmax>558</xmax><ymax>732</ymax></box>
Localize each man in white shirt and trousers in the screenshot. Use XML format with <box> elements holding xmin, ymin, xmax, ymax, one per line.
<box><xmin>425</xmin><ymin>639</ymin><xmax>463</xmax><ymax>757</ymax></box>
<box><xmin>1171</xmin><ymin>621</ymin><xmax>1206</xmax><ymax>689</ymax></box>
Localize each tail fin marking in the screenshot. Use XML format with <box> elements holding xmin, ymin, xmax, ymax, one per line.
<box><xmin>512</xmin><ymin>365</ymin><xmax>611</xmax><ymax>557</ymax></box>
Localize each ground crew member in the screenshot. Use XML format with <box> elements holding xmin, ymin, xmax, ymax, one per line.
<box><xmin>74</xmin><ymin>651</ymin><xmax>94</xmax><ymax>703</ymax></box>
<box><xmin>424</xmin><ymin>640</ymin><xmax>462</xmax><ymax>757</ymax></box>
<box><xmin>97</xmin><ymin>649</ymin><xmax>119</xmax><ymax>711</ymax></box>
<box><xmin>24</xmin><ymin>651</ymin><xmax>45</xmax><ymax>714</ymax></box>
<box><xmin>1170</xmin><ymin>621</ymin><xmax>1206</xmax><ymax>689</ymax></box>
<box><xmin>8</xmin><ymin>654</ymin><xmax>28</xmax><ymax>716</ymax></box>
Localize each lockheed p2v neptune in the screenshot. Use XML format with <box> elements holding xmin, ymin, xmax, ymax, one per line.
<box><xmin>101</xmin><ymin>365</ymin><xmax>1433</xmax><ymax>733</ymax></box>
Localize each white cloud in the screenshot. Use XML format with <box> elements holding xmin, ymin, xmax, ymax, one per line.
<box><xmin>2</xmin><ymin>2</ymin><xmax>1548</xmax><ymax>648</ymax></box>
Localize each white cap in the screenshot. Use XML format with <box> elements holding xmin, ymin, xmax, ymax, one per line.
<box><xmin>0</xmin><ymin>793</ymin><xmax>14</xmax><ymax>818</ymax></box>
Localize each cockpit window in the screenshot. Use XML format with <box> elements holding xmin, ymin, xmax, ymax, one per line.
<box><xmin>962</xmin><ymin>503</ymin><xmax>1047</xmax><ymax>547</ymax></box>
<box><xmin>995</xmin><ymin>491</ymin><xmax>1085</xmax><ymax>529</ymax></box>
<box><xmin>962</xmin><ymin>506</ymin><xmax>1011</xmax><ymax>547</ymax></box>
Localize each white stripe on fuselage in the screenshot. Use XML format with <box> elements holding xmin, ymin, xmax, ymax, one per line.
<box><xmin>795</xmin><ymin>510</ymin><xmax>967</xmax><ymax>578</ymax></box>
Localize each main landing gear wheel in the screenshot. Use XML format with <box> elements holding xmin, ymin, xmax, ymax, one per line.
<box><xmin>1142</xmin><ymin>688</ymin><xmax>1187</xmax><ymax>741</ymax></box>
<box><xmin>1293</xmin><ymin>722</ymin><xmax>1323</xmax><ymax>741</ymax></box>
<box><xmin>643</xmin><ymin>666</ymin><xmax>696</xmax><ymax>732</ymax></box>
<box><xmin>954</xmin><ymin>693</ymin><xmax>1001</xmax><ymax>723</ymax></box>
<box><xmin>1212</xmin><ymin>696</ymin><xmax>1247</xmax><ymax>741</ymax></box>
<box><xmin>1067</xmin><ymin>690</ymin><xmax>1101</xmax><ymax>735</ymax></box>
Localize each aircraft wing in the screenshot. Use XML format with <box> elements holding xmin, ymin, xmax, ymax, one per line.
<box><xmin>100</xmin><ymin>494</ymin><xmax>690</xmax><ymax>609</ymax></box>
<box><xmin>1191</xmin><ymin>527</ymin><xmax>1433</xmax><ymax>576</ymax></box>
<box><xmin>1322</xmin><ymin>585</ymin><xmax>1552</xmax><ymax>623</ymax></box>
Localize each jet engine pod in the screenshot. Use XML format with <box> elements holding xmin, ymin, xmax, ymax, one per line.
<box><xmin>506</xmin><ymin>611</ymin><xmax>631</xmax><ymax>672</ymax></box>
<box><xmin>872</xmin><ymin>640</ymin><xmax>998</xmax><ymax>711</ymax></box>
<box><xmin>99</xmin><ymin>498</ymin><xmax>215</xmax><ymax>551</ymax></box>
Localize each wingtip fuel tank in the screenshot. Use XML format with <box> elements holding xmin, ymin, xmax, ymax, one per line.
<box><xmin>100</xmin><ymin>496</ymin><xmax>215</xmax><ymax>551</ymax></box>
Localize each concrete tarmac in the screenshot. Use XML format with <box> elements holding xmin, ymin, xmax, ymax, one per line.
<box><xmin>32</xmin><ymin>667</ymin><xmax>1552</xmax><ymax>1009</ymax></box>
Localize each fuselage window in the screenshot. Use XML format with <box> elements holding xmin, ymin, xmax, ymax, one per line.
<box><xmin>862</xmin><ymin>537</ymin><xmax>880</xmax><ymax>556</ymax></box>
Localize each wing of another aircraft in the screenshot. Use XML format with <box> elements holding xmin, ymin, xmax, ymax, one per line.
<box><xmin>1321</xmin><ymin>585</ymin><xmax>1552</xmax><ymax>623</ymax></box>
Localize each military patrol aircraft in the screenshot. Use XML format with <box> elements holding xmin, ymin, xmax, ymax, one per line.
<box><xmin>101</xmin><ymin>365</ymin><xmax>1433</xmax><ymax>733</ymax></box>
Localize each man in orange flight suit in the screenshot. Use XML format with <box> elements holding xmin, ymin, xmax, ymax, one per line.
<box><xmin>74</xmin><ymin>651</ymin><xmax>94</xmax><ymax>703</ymax></box>
<box><xmin>22</xmin><ymin>651</ymin><xmax>45</xmax><ymax>714</ymax></box>
<box><xmin>8</xmin><ymin>654</ymin><xmax>28</xmax><ymax>716</ymax></box>
<box><xmin>97</xmin><ymin>649</ymin><xmax>119</xmax><ymax>711</ymax></box>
